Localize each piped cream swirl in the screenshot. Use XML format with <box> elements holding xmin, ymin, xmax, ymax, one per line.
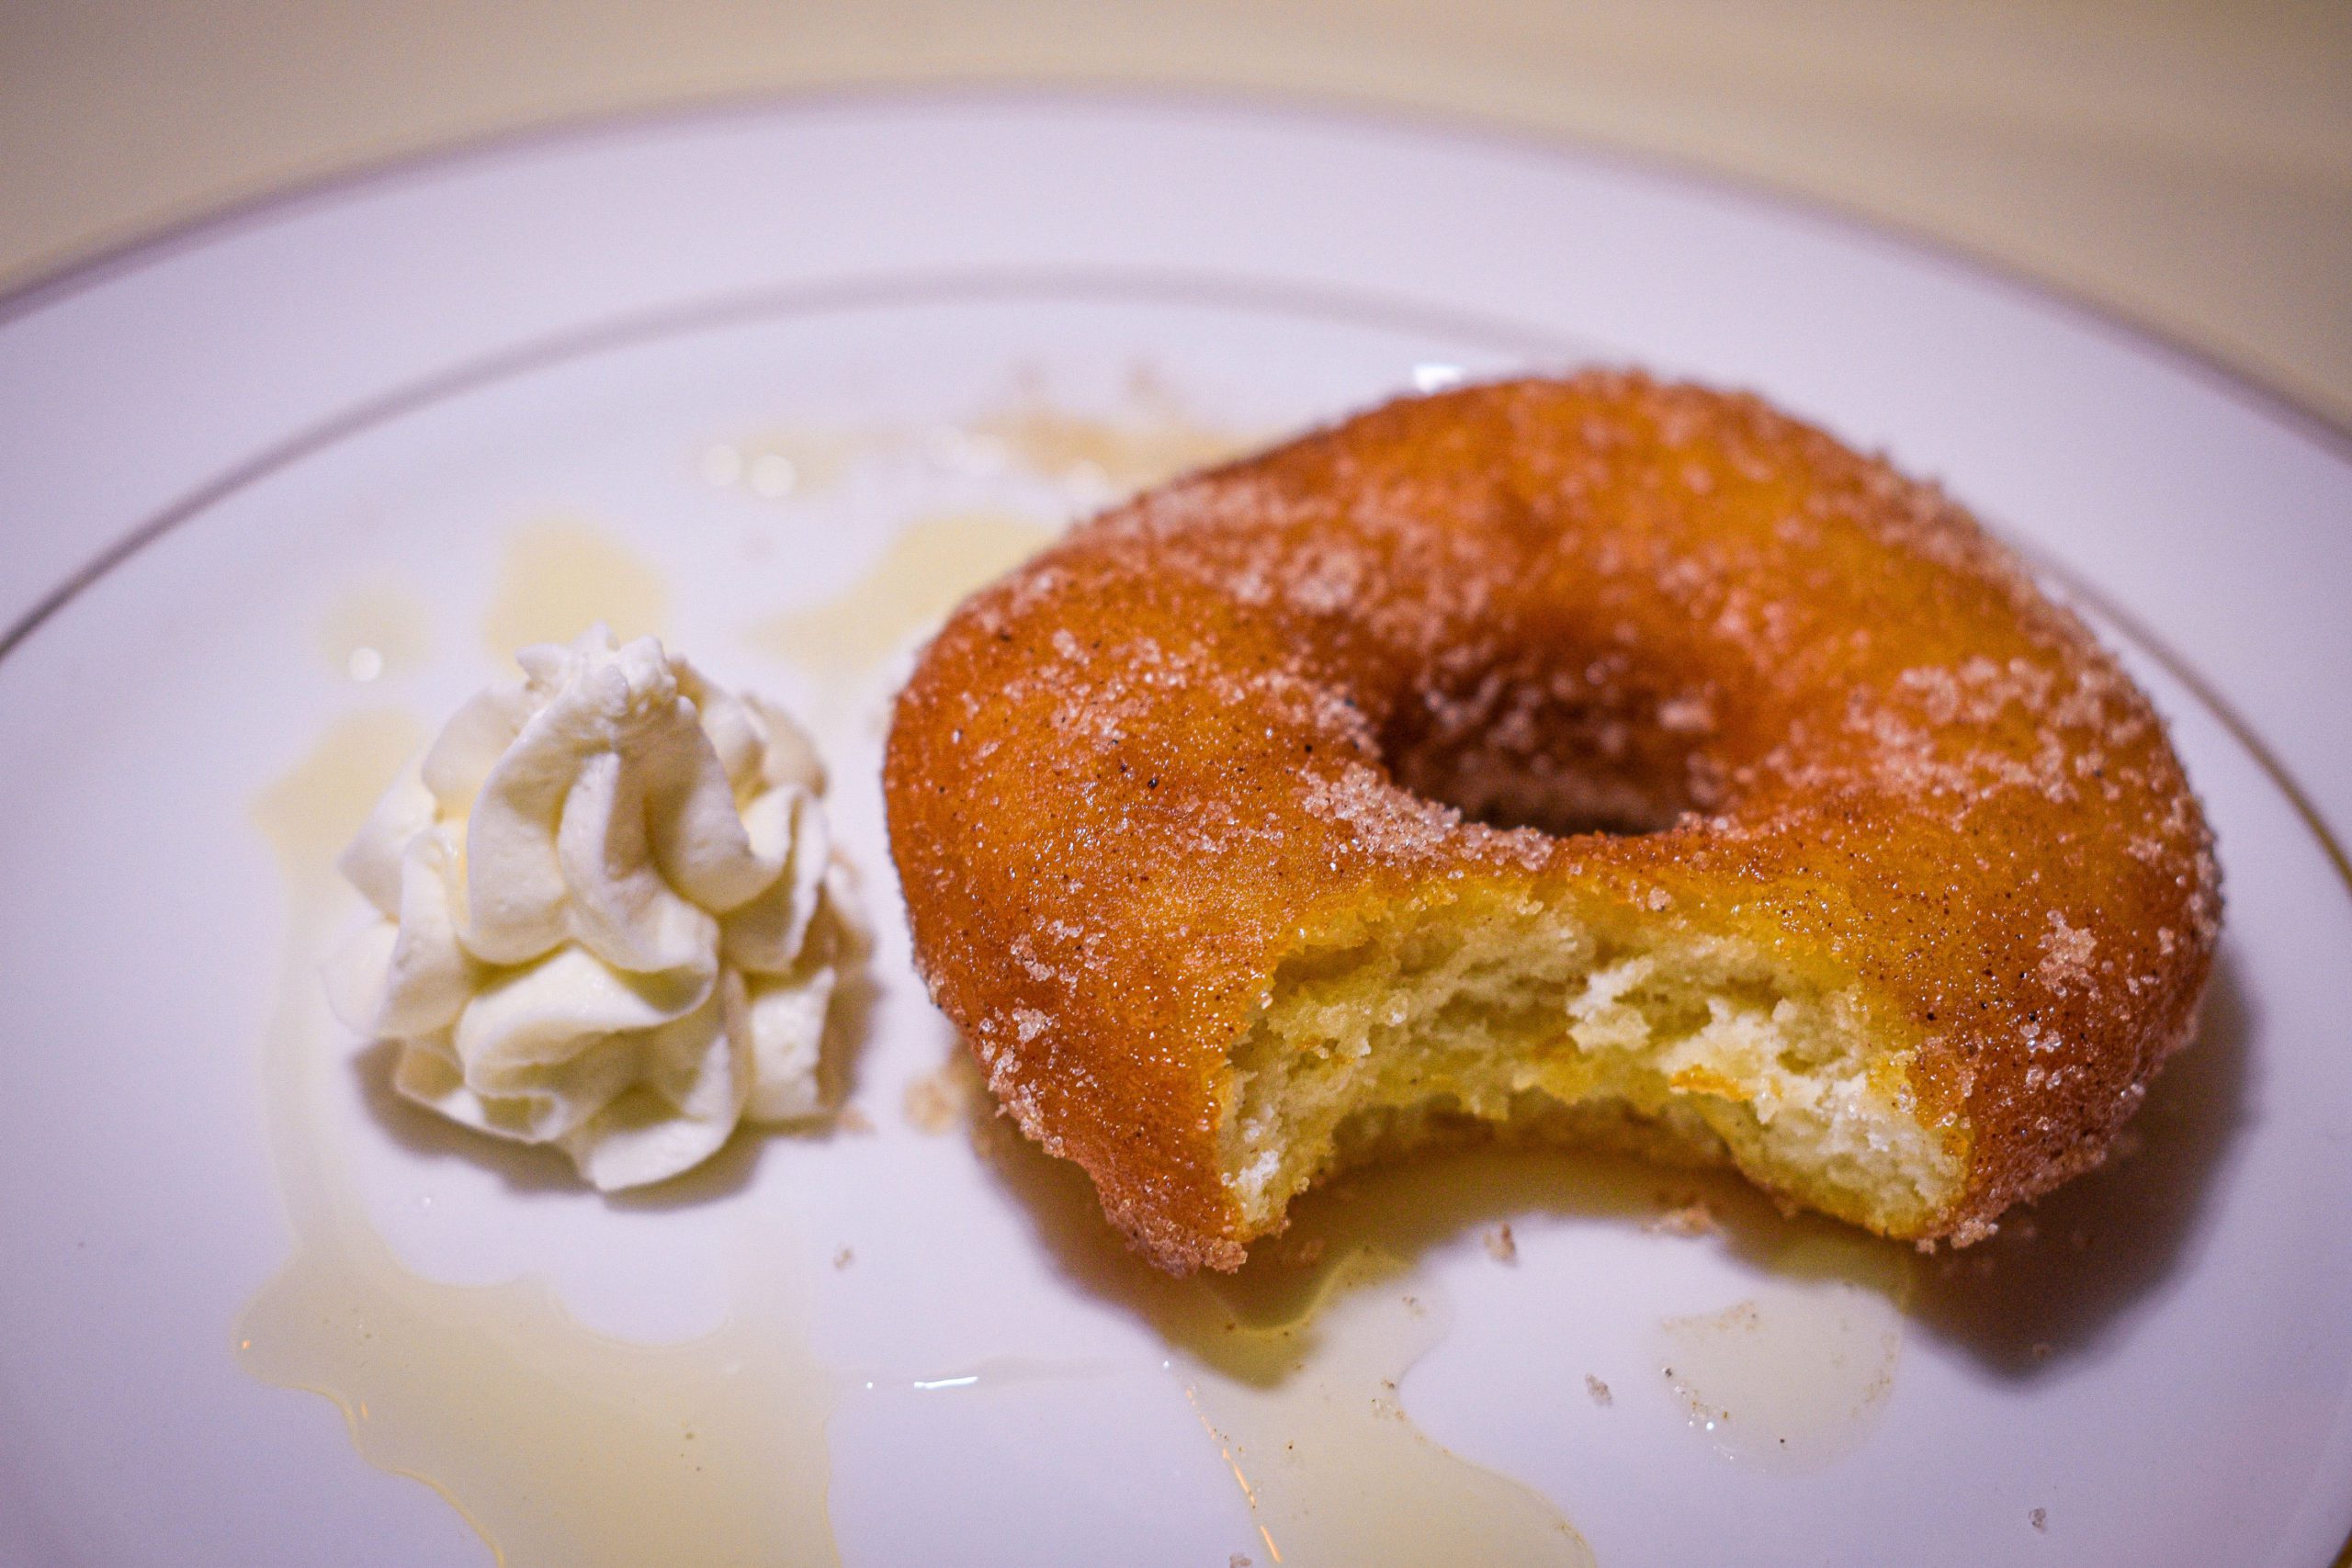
<box><xmin>326</xmin><ymin>626</ymin><xmax>863</xmax><ymax>1190</ymax></box>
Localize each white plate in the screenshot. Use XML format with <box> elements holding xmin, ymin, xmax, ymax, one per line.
<box><xmin>2</xmin><ymin>92</ymin><xmax>2349</xmax><ymax>1568</ymax></box>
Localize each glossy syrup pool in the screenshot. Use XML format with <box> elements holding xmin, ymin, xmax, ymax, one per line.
<box><xmin>1171</xmin><ymin>1245</ymin><xmax>1597</xmax><ymax>1566</ymax></box>
<box><xmin>1161</xmin><ymin>1169</ymin><xmax>1910</xmax><ymax>1560</ymax></box>
<box><xmin>1653</xmin><ymin>1235</ymin><xmax>1910</xmax><ymax>1474</ymax></box>
<box><xmin>480</xmin><ymin>517</ymin><xmax>670</xmax><ymax>658</ymax></box>
<box><xmin>232</xmin><ymin>389</ymin><xmax>1927</xmax><ymax>1566</ymax></box>
<box><xmin>955</xmin><ymin>1084</ymin><xmax>1604</xmax><ymax>1568</ymax></box>
<box><xmin>316</xmin><ymin>581</ymin><xmax>435</xmax><ymax>685</ymax></box>
<box><xmin>750</xmin><ymin>508</ymin><xmax>1057</xmax><ymax>671</ymax></box>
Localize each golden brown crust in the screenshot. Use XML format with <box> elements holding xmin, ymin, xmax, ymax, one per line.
<box><xmin>884</xmin><ymin>373</ymin><xmax>2221</xmax><ymax>1270</ymax></box>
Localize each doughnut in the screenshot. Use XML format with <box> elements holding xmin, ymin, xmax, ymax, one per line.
<box><xmin>884</xmin><ymin>373</ymin><xmax>2221</xmax><ymax>1272</ymax></box>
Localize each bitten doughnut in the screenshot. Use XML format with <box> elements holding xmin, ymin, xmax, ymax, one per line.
<box><xmin>885</xmin><ymin>373</ymin><xmax>2221</xmax><ymax>1272</ymax></box>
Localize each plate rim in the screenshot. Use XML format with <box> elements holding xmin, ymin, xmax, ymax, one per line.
<box><xmin>3</xmin><ymin>81</ymin><xmax>2347</xmax><ymax>466</ymax></box>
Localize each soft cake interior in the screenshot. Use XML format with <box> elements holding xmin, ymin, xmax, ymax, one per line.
<box><xmin>1218</xmin><ymin>897</ymin><xmax>1962</xmax><ymax>1238</ymax></box>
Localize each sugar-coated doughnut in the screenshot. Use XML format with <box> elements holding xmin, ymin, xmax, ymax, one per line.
<box><xmin>886</xmin><ymin>373</ymin><xmax>2221</xmax><ymax>1271</ymax></box>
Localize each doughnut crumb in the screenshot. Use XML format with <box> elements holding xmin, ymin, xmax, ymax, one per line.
<box><xmin>1224</xmin><ymin>897</ymin><xmax>1960</xmax><ymax>1240</ymax></box>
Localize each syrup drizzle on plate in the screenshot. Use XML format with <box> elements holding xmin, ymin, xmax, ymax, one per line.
<box><xmin>1170</xmin><ymin>1254</ymin><xmax>1597</xmax><ymax>1567</ymax></box>
<box><xmin>480</xmin><ymin>518</ymin><xmax>669</xmax><ymax>659</ymax></box>
<box><xmin>316</xmin><ymin>581</ymin><xmax>432</xmax><ymax>685</ymax></box>
<box><xmin>243</xmin><ymin>708</ymin><xmax>842</xmax><ymax>1568</ymax></box>
<box><xmin>750</xmin><ymin>509</ymin><xmax>1058</xmax><ymax>671</ymax></box>
<box><xmin>962</xmin><ymin>1089</ymin><xmax>1599</xmax><ymax>1567</ymax></box>
<box><xmin>1654</xmin><ymin>1235</ymin><xmax>1909</xmax><ymax>1473</ymax></box>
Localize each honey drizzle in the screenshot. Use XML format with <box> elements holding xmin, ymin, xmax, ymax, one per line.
<box><xmin>480</xmin><ymin>519</ymin><xmax>668</xmax><ymax>659</ymax></box>
<box><xmin>1653</xmin><ymin>1235</ymin><xmax>1908</xmax><ymax>1473</ymax></box>
<box><xmin>750</xmin><ymin>509</ymin><xmax>1058</xmax><ymax>671</ymax></box>
<box><xmin>1168</xmin><ymin>1254</ymin><xmax>1596</xmax><ymax>1567</ymax></box>
<box><xmin>965</xmin><ymin>1092</ymin><xmax>1596</xmax><ymax>1567</ymax></box>
<box><xmin>241</xmin><ymin>711</ymin><xmax>841</xmax><ymax>1568</ymax></box>
<box><xmin>316</xmin><ymin>582</ymin><xmax>433</xmax><ymax>684</ymax></box>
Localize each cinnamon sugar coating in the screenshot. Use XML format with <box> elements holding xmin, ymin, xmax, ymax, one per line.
<box><xmin>885</xmin><ymin>374</ymin><xmax>2221</xmax><ymax>1270</ymax></box>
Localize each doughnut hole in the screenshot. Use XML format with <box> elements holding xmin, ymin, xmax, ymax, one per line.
<box><xmin>1376</xmin><ymin>656</ymin><xmax>1721</xmax><ymax>838</ymax></box>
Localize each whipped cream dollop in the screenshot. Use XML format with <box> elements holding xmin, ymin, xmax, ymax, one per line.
<box><xmin>326</xmin><ymin>626</ymin><xmax>864</xmax><ymax>1190</ymax></box>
